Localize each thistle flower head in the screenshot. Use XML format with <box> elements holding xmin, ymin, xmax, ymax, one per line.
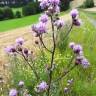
<box><xmin>18</xmin><ymin>81</ymin><xmax>24</xmax><ymax>87</ymax></box>
<box><xmin>5</xmin><ymin>45</ymin><xmax>16</xmax><ymax>54</ymax></box>
<box><xmin>32</xmin><ymin>22</ymin><xmax>46</xmax><ymax>36</ymax></box>
<box><xmin>39</xmin><ymin>14</ymin><xmax>48</xmax><ymax>23</ymax></box>
<box><xmin>48</xmin><ymin>5</ymin><xmax>60</xmax><ymax>14</ymax></box>
<box><xmin>35</xmin><ymin>81</ymin><xmax>48</xmax><ymax>92</ymax></box>
<box><xmin>9</xmin><ymin>89</ymin><xmax>18</xmax><ymax>96</ymax></box>
<box><xmin>35</xmin><ymin>40</ymin><xmax>39</xmax><ymax>45</ymax></box>
<box><xmin>32</xmin><ymin>24</ymin><xmax>38</xmax><ymax>32</ymax></box>
<box><xmin>64</xmin><ymin>87</ymin><xmax>69</xmax><ymax>93</ymax></box>
<box><xmin>73</xmin><ymin>19</ymin><xmax>81</xmax><ymax>26</ymax></box>
<box><xmin>70</xmin><ymin>9</ymin><xmax>78</xmax><ymax>19</ymax></box>
<box><xmin>37</xmin><ymin>22</ymin><xmax>46</xmax><ymax>34</ymax></box>
<box><xmin>54</xmin><ymin>19</ymin><xmax>64</xmax><ymax>29</ymax></box>
<box><xmin>75</xmin><ymin>55</ymin><xmax>83</xmax><ymax>65</ymax></box>
<box><xmin>70</xmin><ymin>9</ymin><xmax>82</xmax><ymax>26</ymax></box>
<box><xmin>23</xmin><ymin>48</ymin><xmax>28</xmax><ymax>55</ymax></box>
<box><xmin>73</xmin><ymin>44</ymin><xmax>82</xmax><ymax>54</ymax></box>
<box><xmin>49</xmin><ymin>0</ymin><xmax>60</xmax><ymax>6</ymax></box>
<box><xmin>40</xmin><ymin>0</ymin><xmax>49</xmax><ymax>9</ymax></box>
<box><xmin>67</xmin><ymin>79</ymin><xmax>73</xmax><ymax>84</ymax></box>
<box><xmin>54</xmin><ymin>5</ymin><xmax>60</xmax><ymax>13</ymax></box>
<box><xmin>69</xmin><ymin>42</ymin><xmax>75</xmax><ymax>49</ymax></box>
<box><xmin>15</xmin><ymin>37</ymin><xmax>24</xmax><ymax>45</ymax></box>
<box><xmin>37</xmin><ymin>22</ymin><xmax>46</xmax><ymax>32</ymax></box>
<box><xmin>81</xmin><ymin>58</ymin><xmax>90</xmax><ymax>68</ymax></box>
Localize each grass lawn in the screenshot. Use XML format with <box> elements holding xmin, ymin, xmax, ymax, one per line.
<box><xmin>0</xmin><ymin>10</ymin><xmax>68</xmax><ymax>32</ymax></box>
<box><xmin>0</xmin><ymin>14</ymin><xmax>40</xmax><ymax>32</ymax></box>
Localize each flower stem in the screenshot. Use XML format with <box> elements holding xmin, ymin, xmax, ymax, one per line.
<box><xmin>63</xmin><ymin>24</ymin><xmax>73</xmax><ymax>42</ymax></box>
<box><xmin>22</xmin><ymin>54</ymin><xmax>40</xmax><ymax>81</ymax></box>
<box><xmin>47</xmin><ymin>16</ymin><xmax>56</xmax><ymax>96</ymax></box>
<box><xmin>16</xmin><ymin>51</ymin><xmax>39</xmax><ymax>81</ymax></box>
<box><xmin>39</xmin><ymin>35</ymin><xmax>52</xmax><ymax>53</ymax></box>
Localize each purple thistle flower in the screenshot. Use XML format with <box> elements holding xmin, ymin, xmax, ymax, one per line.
<box><xmin>73</xmin><ymin>44</ymin><xmax>82</xmax><ymax>54</ymax></box>
<box><xmin>64</xmin><ymin>87</ymin><xmax>69</xmax><ymax>93</ymax></box>
<box><xmin>9</xmin><ymin>89</ymin><xmax>18</xmax><ymax>96</ymax></box>
<box><xmin>67</xmin><ymin>79</ymin><xmax>73</xmax><ymax>84</ymax></box>
<box><xmin>79</xmin><ymin>50</ymin><xmax>84</xmax><ymax>56</ymax></box>
<box><xmin>75</xmin><ymin>55</ymin><xmax>83</xmax><ymax>65</ymax></box>
<box><xmin>17</xmin><ymin>47</ymin><xmax>22</xmax><ymax>52</ymax></box>
<box><xmin>73</xmin><ymin>19</ymin><xmax>81</xmax><ymax>26</ymax></box>
<box><xmin>49</xmin><ymin>0</ymin><xmax>60</xmax><ymax>6</ymax></box>
<box><xmin>81</xmin><ymin>58</ymin><xmax>90</xmax><ymax>68</ymax></box>
<box><xmin>5</xmin><ymin>45</ymin><xmax>16</xmax><ymax>54</ymax></box>
<box><xmin>18</xmin><ymin>81</ymin><xmax>24</xmax><ymax>87</ymax></box>
<box><xmin>54</xmin><ymin>5</ymin><xmax>60</xmax><ymax>13</ymax></box>
<box><xmin>70</xmin><ymin>9</ymin><xmax>78</xmax><ymax>19</ymax></box>
<box><xmin>32</xmin><ymin>24</ymin><xmax>37</xmax><ymax>32</ymax></box>
<box><xmin>48</xmin><ymin>6</ymin><xmax>54</xmax><ymax>14</ymax></box>
<box><xmin>39</xmin><ymin>14</ymin><xmax>48</xmax><ymax>23</ymax></box>
<box><xmin>23</xmin><ymin>48</ymin><xmax>29</xmax><ymax>56</ymax></box>
<box><xmin>32</xmin><ymin>22</ymin><xmax>46</xmax><ymax>36</ymax></box>
<box><xmin>36</xmin><ymin>81</ymin><xmax>48</xmax><ymax>92</ymax></box>
<box><xmin>48</xmin><ymin>5</ymin><xmax>60</xmax><ymax>14</ymax></box>
<box><xmin>37</xmin><ymin>22</ymin><xmax>46</xmax><ymax>34</ymax></box>
<box><xmin>15</xmin><ymin>37</ymin><xmax>24</xmax><ymax>45</ymax></box>
<box><xmin>40</xmin><ymin>0</ymin><xmax>49</xmax><ymax>9</ymax></box>
<box><xmin>69</xmin><ymin>42</ymin><xmax>75</xmax><ymax>49</ymax></box>
<box><xmin>5</xmin><ymin>46</ymin><xmax>12</xmax><ymax>53</ymax></box>
<box><xmin>54</xmin><ymin>19</ymin><xmax>64</xmax><ymax>29</ymax></box>
<box><xmin>35</xmin><ymin>40</ymin><xmax>39</xmax><ymax>45</ymax></box>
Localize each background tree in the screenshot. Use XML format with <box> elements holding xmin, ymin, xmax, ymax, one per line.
<box><xmin>60</xmin><ymin>0</ymin><xmax>70</xmax><ymax>11</ymax></box>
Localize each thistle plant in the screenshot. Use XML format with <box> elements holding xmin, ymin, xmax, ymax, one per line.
<box><xmin>5</xmin><ymin>0</ymin><xmax>90</xmax><ymax>96</ymax></box>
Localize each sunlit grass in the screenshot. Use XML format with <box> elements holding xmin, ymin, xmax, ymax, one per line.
<box><xmin>0</xmin><ymin>14</ymin><xmax>40</xmax><ymax>32</ymax></box>
<box><xmin>0</xmin><ymin>10</ymin><xmax>69</xmax><ymax>32</ymax></box>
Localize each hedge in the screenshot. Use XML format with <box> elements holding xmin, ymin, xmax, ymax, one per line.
<box><xmin>84</xmin><ymin>0</ymin><xmax>94</xmax><ymax>8</ymax></box>
<box><xmin>22</xmin><ymin>2</ymin><xmax>42</xmax><ymax>16</ymax></box>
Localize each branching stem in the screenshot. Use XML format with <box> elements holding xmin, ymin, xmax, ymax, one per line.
<box><xmin>39</xmin><ymin>35</ymin><xmax>52</xmax><ymax>53</ymax></box>
<box><xmin>47</xmin><ymin>16</ymin><xmax>56</xmax><ymax>96</ymax></box>
<box><xmin>16</xmin><ymin>51</ymin><xmax>39</xmax><ymax>81</ymax></box>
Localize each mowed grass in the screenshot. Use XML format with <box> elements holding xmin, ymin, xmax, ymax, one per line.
<box><xmin>0</xmin><ymin>10</ymin><xmax>69</xmax><ymax>32</ymax></box>
<box><xmin>0</xmin><ymin>14</ymin><xmax>40</xmax><ymax>32</ymax></box>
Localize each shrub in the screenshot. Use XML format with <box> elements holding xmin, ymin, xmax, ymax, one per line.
<box><xmin>0</xmin><ymin>8</ymin><xmax>4</xmax><ymax>21</ymax></box>
<box><xmin>84</xmin><ymin>0</ymin><xmax>94</xmax><ymax>8</ymax></box>
<box><xmin>15</xmin><ymin>11</ymin><xmax>22</xmax><ymax>18</ymax></box>
<box><xmin>22</xmin><ymin>2</ymin><xmax>41</xmax><ymax>16</ymax></box>
<box><xmin>34</xmin><ymin>2</ymin><xmax>42</xmax><ymax>13</ymax></box>
<box><xmin>3</xmin><ymin>7</ymin><xmax>14</xmax><ymax>19</ymax></box>
<box><xmin>60</xmin><ymin>0</ymin><xmax>70</xmax><ymax>11</ymax></box>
